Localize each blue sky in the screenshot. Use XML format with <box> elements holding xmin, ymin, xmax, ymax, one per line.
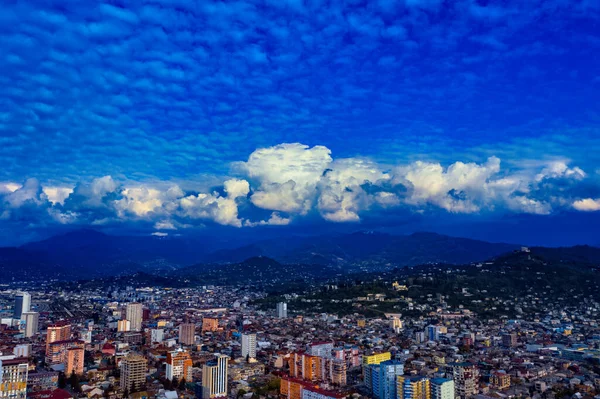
<box><xmin>1</xmin><ymin>0</ymin><xmax>600</xmax><ymax>246</ymax></box>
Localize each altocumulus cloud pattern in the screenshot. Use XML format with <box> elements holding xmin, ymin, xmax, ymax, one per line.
<box><xmin>1</xmin><ymin>0</ymin><xmax>600</xmax><ymax>239</ymax></box>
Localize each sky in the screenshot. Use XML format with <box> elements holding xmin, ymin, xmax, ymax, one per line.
<box><xmin>1</xmin><ymin>0</ymin><xmax>600</xmax><ymax>246</ymax></box>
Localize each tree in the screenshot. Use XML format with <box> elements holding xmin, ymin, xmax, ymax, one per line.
<box><xmin>58</xmin><ymin>373</ymin><xmax>67</xmax><ymax>389</ymax></box>
<box><xmin>178</xmin><ymin>378</ymin><xmax>186</xmax><ymax>390</ymax></box>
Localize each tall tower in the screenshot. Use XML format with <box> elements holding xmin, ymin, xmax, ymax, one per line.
<box><xmin>120</xmin><ymin>353</ymin><xmax>147</xmax><ymax>392</ymax></box>
<box><xmin>241</xmin><ymin>333</ymin><xmax>257</xmax><ymax>359</ymax></box>
<box><xmin>179</xmin><ymin>323</ymin><xmax>195</xmax><ymax>346</ymax></box>
<box><xmin>166</xmin><ymin>349</ymin><xmax>193</xmax><ymax>381</ymax></box>
<box><xmin>126</xmin><ymin>303</ymin><xmax>143</xmax><ymax>331</ymax></box>
<box><xmin>202</xmin><ymin>354</ymin><xmax>229</xmax><ymax>398</ymax></box>
<box><xmin>277</xmin><ymin>302</ymin><xmax>287</xmax><ymax>318</ymax></box>
<box><xmin>22</xmin><ymin>312</ymin><xmax>39</xmax><ymax>338</ymax></box>
<box><xmin>13</xmin><ymin>292</ymin><xmax>31</xmax><ymax>319</ymax></box>
<box><xmin>46</xmin><ymin>322</ymin><xmax>71</xmax><ymax>353</ymax></box>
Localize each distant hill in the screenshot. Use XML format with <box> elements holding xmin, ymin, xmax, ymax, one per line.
<box><xmin>2</xmin><ymin>229</ymin><xmax>600</xmax><ymax>283</ymax></box>
<box><xmin>203</xmin><ymin>231</ymin><xmax>521</xmax><ymax>270</ymax></box>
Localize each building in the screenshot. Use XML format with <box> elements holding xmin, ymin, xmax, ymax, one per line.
<box><xmin>202</xmin><ymin>354</ymin><xmax>229</xmax><ymax>398</ymax></box>
<box><xmin>126</xmin><ymin>303</ymin><xmax>143</xmax><ymax>331</ymax></box>
<box><xmin>280</xmin><ymin>377</ymin><xmax>311</xmax><ymax>399</ymax></box>
<box><xmin>118</xmin><ymin>320</ymin><xmax>131</xmax><ymax>332</ymax></box>
<box><xmin>391</xmin><ymin>317</ymin><xmax>403</xmax><ymax>333</ymax></box>
<box><xmin>490</xmin><ymin>371</ymin><xmax>510</xmax><ymax>390</ymax></box>
<box><xmin>277</xmin><ymin>302</ymin><xmax>288</xmax><ymax>318</ymax></box>
<box><xmin>370</xmin><ymin>360</ymin><xmax>404</xmax><ymax>399</ymax></box>
<box><xmin>202</xmin><ymin>317</ymin><xmax>219</xmax><ymax>332</ymax></box>
<box><xmin>22</xmin><ymin>312</ymin><xmax>39</xmax><ymax>338</ymax></box>
<box><xmin>430</xmin><ymin>378</ymin><xmax>455</xmax><ymax>399</ymax></box>
<box><xmin>448</xmin><ymin>363</ymin><xmax>479</xmax><ymax>399</ymax></box>
<box><xmin>241</xmin><ymin>333</ymin><xmax>257</xmax><ymax>359</ymax></box>
<box><xmin>46</xmin><ymin>323</ymin><xmax>71</xmax><ymax>353</ymax></box>
<box><xmin>13</xmin><ymin>293</ymin><xmax>31</xmax><ymax>320</ymax></box>
<box><xmin>150</xmin><ymin>329</ymin><xmax>164</xmax><ymax>343</ymax></box>
<box><xmin>329</xmin><ymin>359</ymin><xmax>347</xmax><ymax>386</ymax></box>
<box><xmin>27</xmin><ymin>371</ymin><xmax>59</xmax><ymax>392</ymax></box>
<box><xmin>397</xmin><ymin>376</ymin><xmax>430</xmax><ymax>399</ymax></box>
<box><xmin>120</xmin><ymin>353</ymin><xmax>147</xmax><ymax>392</ymax></box>
<box><xmin>301</xmin><ymin>387</ymin><xmax>346</xmax><ymax>399</ymax></box>
<box><xmin>228</xmin><ymin>361</ymin><xmax>265</xmax><ymax>381</ymax></box>
<box><xmin>46</xmin><ymin>340</ymin><xmax>84</xmax><ymax>367</ymax></box>
<box><xmin>179</xmin><ymin>323</ymin><xmax>195</xmax><ymax>346</ymax></box>
<box><xmin>13</xmin><ymin>345</ymin><xmax>31</xmax><ymax>358</ymax></box>
<box><xmin>65</xmin><ymin>348</ymin><xmax>84</xmax><ymax>376</ymax></box>
<box><xmin>427</xmin><ymin>325</ymin><xmax>443</xmax><ymax>341</ymax></box>
<box><xmin>166</xmin><ymin>349</ymin><xmax>192</xmax><ymax>382</ymax></box>
<box><xmin>333</xmin><ymin>346</ymin><xmax>360</xmax><ymax>368</ymax></box>
<box><xmin>363</xmin><ymin>352</ymin><xmax>391</xmax><ymax>391</ymax></box>
<box><xmin>0</xmin><ymin>357</ymin><xmax>28</xmax><ymax>399</ymax></box>
<box><xmin>309</xmin><ymin>342</ymin><xmax>333</xmax><ymax>358</ymax></box>
<box><xmin>501</xmin><ymin>333</ymin><xmax>517</xmax><ymax>347</ymax></box>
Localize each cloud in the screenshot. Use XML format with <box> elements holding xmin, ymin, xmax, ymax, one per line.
<box><xmin>573</xmin><ymin>198</ymin><xmax>600</xmax><ymax>212</ymax></box>
<box><xmin>239</xmin><ymin>143</ymin><xmax>332</xmax><ymax>214</ymax></box>
<box><xmin>1</xmin><ymin>143</ymin><xmax>599</xmax><ymax>237</ymax></box>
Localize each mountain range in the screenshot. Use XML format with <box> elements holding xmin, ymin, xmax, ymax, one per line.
<box><xmin>1</xmin><ymin>229</ymin><xmax>600</xmax><ymax>282</ymax></box>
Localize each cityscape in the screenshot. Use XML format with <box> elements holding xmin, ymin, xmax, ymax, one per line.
<box><xmin>1</xmin><ymin>1</ymin><xmax>600</xmax><ymax>399</ymax></box>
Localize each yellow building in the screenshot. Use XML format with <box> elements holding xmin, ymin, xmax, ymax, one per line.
<box><xmin>363</xmin><ymin>352</ymin><xmax>391</xmax><ymax>366</ymax></box>
<box><xmin>397</xmin><ymin>376</ymin><xmax>431</xmax><ymax>399</ymax></box>
<box><xmin>357</xmin><ymin>319</ymin><xmax>366</xmax><ymax>328</ymax></box>
<box><xmin>491</xmin><ymin>371</ymin><xmax>510</xmax><ymax>390</ymax></box>
<box><xmin>0</xmin><ymin>358</ymin><xmax>28</xmax><ymax>399</ymax></box>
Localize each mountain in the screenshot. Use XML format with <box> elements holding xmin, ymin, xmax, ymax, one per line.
<box><xmin>2</xmin><ymin>229</ymin><xmax>599</xmax><ymax>283</ymax></box>
<box><xmin>0</xmin><ymin>229</ymin><xmax>223</xmax><ymax>281</ymax></box>
<box><xmin>202</xmin><ymin>231</ymin><xmax>521</xmax><ymax>269</ymax></box>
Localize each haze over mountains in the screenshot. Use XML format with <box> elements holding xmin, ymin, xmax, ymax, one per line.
<box><xmin>1</xmin><ymin>229</ymin><xmax>600</xmax><ymax>282</ymax></box>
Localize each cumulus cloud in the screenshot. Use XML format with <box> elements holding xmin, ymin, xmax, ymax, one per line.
<box><xmin>239</xmin><ymin>143</ymin><xmax>332</xmax><ymax>214</ymax></box>
<box><xmin>573</xmin><ymin>198</ymin><xmax>600</xmax><ymax>212</ymax></box>
<box><xmin>0</xmin><ymin>143</ymin><xmax>598</xmax><ymax>234</ymax></box>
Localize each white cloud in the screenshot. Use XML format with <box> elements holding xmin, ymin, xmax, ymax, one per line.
<box><xmin>239</xmin><ymin>143</ymin><xmax>332</xmax><ymax>213</ymax></box>
<box><xmin>573</xmin><ymin>198</ymin><xmax>600</xmax><ymax>211</ymax></box>
<box><xmin>42</xmin><ymin>186</ymin><xmax>74</xmax><ymax>205</ymax></box>
<box><xmin>244</xmin><ymin>212</ymin><xmax>291</xmax><ymax>226</ymax></box>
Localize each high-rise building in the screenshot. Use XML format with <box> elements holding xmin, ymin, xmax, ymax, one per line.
<box><xmin>179</xmin><ymin>323</ymin><xmax>195</xmax><ymax>345</ymax></box>
<box><xmin>120</xmin><ymin>353</ymin><xmax>147</xmax><ymax>392</ymax></box>
<box><xmin>329</xmin><ymin>359</ymin><xmax>347</xmax><ymax>386</ymax></box>
<box><xmin>150</xmin><ymin>329</ymin><xmax>164</xmax><ymax>343</ymax></box>
<box><xmin>22</xmin><ymin>312</ymin><xmax>39</xmax><ymax>338</ymax></box>
<box><xmin>426</xmin><ymin>325</ymin><xmax>441</xmax><ymax>341</ymax></box>
<box><xmin>13</xmin><ymin>293</ymin><xmax>31</xmax><ymax>320</ymax></box>
<box><xmin>362</xmin><ymin>352</ymin><xmax>391</xmax><ymax>391</ymax></box>
<box><xmin>501</xmin><ymin>333</ymin><xmax>517</xmax><ymax>347</ymax></box>
<box><xmin>46</xmin><ymin>322</ymin><xmax>71</xmax><ymax>354</ymax></box>
<box><xmin>0</xmin><ymin>357</ymin><xmax>28</xmax><ymax>399</ymax></box>
<box><xmin>241</xmin><ymin>333</ymin><xmax>257</xmax><ymax>359</ymax></box>
<box><xmin>66</xmin><ymin>348</ymin><xmax>84</xmax><ymax>376</ymax></box>
<box><xmin>202</xmin><ymin>354</ymin><xmax>229</xmax><ymax>398</ymax></box>
<box><xmin>430</xmin><ymin>378</ymin><xmax>455</xmax><ymax>399</ymax></box>
<box><xmin>301</xmin><ymin>387</ymin><xmax>346</xmax><ymax>399</ymax></box>
<box><xmin>118</xmin><ymin>320</ymin><xmax>131</xmax><ymax>332</ymax></box>
<box><xmin>370</xmin><ymin>360</ymin><xmax>404</xmax><ymax>399</ymax></box>
<box><xmin>166</xmin><ymin>349</ymin><xmax>193</xmax><ymax>382</ymax></box>
<box><xmin>277</xmin><ymin>302</ymin><xmax>288</xmax><ymax>318</ymax></box>
<box><xmin>126</xmin><ymin>303</ymin><xmax>143</xmax><ymax>331</ymax></box>
<box><xmin>397</xmin><ymin>376</ymin><xmax>430</xmax><ymax>399</ymax></box>
<box><xmin>391</xmin><ymin>317</ymin><xmax>403</xmax><ymax>333</ymax></box>
<box><xmin>309</xmin><ymin>342</ymin><xmax>333</xmax><ymax>358</ymax></box>
<box><xmin>202</xmin><ymin>317</ymin><xmax>219</xmax><ymax>332</ymax></box>
<box><xmin>46</xmin><ymin>340</ymin><xmax>84</xmax><ymax>367</ymax></box>
<box><xmin>448</xmin><ymin>363</ymin><xmax>479</xmax><ymax>399</ymax></box>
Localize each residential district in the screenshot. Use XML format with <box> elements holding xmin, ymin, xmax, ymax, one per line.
<box><xmin>0</xmin><ymin>280</ymin><xmax>598</xmax><ymax>399</ymax></box>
